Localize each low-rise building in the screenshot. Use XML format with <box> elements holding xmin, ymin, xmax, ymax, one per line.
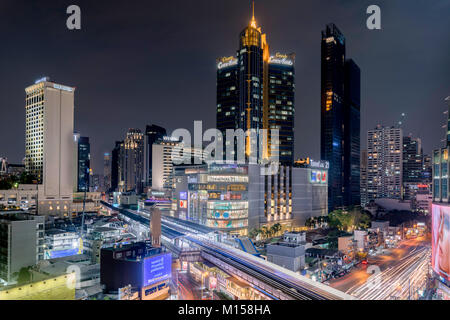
<box><xmin>266</xmin><ymin>242</ymin><xmax>306</xmax><ymax>272</ymax></box>
<box><xmin>0</xmin><ymin>273</ymin><xmax>75</xmax><ymax>300</ymax></box>
<box><xmin>100</xmin><ymin>242</ymin><xmax>172</xmax><ymax>300</ymax></box>
<box><xmin>353</xmin><ymin>230</ymin><xmax>368</xmax><ymax>251</ymax></box>
<box><xmin>44</xmin><ymin>229</ymin><xmax>81</xmax><ymax>259</ymax></box>
<box><xmin>0</xmin><ymin>213</ymin><xmax>45</xmax><ymax>283</ymax></box>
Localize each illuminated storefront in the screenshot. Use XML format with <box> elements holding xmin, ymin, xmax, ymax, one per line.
<box><xmin>174</xmin><ymin>161</ymin><xmax>328</xmax><ymax>235</ymax></box>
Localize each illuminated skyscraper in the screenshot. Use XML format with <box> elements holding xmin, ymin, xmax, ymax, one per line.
<box><xmin>320</xmin><ymin>24</ymin><xmax>360</xmax><ymax>211</ymax></box>
<box><xmin>366</xmin><ymin>125</ymin><xmax>403</xmax><ymax>201</ymax></box>
<box><xmin>118</xmin><ymin>129</ymin><xmax>144</xmax><ymax>193</ymax></box>
<box><xmin>103</xmin><ymin>153</ymin><xmax>111</xmax><ymax>191</ymax></box>
<box><xmin>76</xmin><ymin>136</ymin><xmax>90</xmax><ymax>192</ymax></box>
<box><xmin>110</xmin><ymin>141</ymin><xmax>123</xmax><ymax>192</ymax></box>
<box><xmin>25</xmin><ymin>77</ymin><xmax>74</xmax><ymax>216</ymax></box>
<box><xmin>143</xmin><ymin>124</ymin><xmax>167</xmax><ymax>188</ymax></box>
<box><xmin>216</xmin><ymin>2</ymin><xmax>295</xmax><ymax>164</ymax></box>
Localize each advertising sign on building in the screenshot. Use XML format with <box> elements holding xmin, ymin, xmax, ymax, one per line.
<box><xmin>142</xmin><ymin>253</ymin><xmax>172</xmax><ymax>287</ymax></box>
<box><xmin>310</xmin><ymin>170</ymin><xmax>327</xmax><ymax>184</ymax></box>
<box><xmin>179</xmin><ymin>200</ymin><xmax>187</xmax><ymax>208</ymax></box>
<box><xmin>432</xmin><ymin>204</ymin><xmax>450</xmax><ymax>285</ymax></box>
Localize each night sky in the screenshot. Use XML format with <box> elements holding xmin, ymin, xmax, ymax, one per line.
<box><xmin>0</xmin><ymin>0</ymin><xmax>449</xmax><ymax>173</ymax></box>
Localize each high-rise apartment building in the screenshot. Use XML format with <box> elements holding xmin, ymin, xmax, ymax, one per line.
<box><xmin>216</xmin><ymin>5</ymin><xmax>295</xmax><ymax>163</ymax></box>
<box><xmin>360</xmin><ymin>149</ymin><xmax>368</xmax><ymax>206</ymax></box>
<box><xmin>118</xmin><ymin>129</ymin><xmax>144</xmax><ymax>194</ymax></box>
<box><xmin>320</xmin><ymin>24</ymin><xmax>361</xmax><ymax>211</ymax></box>
<box><xmin>25</xmin><ymin>77</ymin><xmax>74</xmax><ymax>216</ymax></box>
<box><xmin>366</xmin><ymin>125</ymin><xmax>403</xmax><ymax>201</ymax></box>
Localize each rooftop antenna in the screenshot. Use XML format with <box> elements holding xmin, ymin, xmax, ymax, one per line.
<box><xmin>250</xmin><ymin>0</ymin><xmax>257</xmax><ymax>28</ymax></box>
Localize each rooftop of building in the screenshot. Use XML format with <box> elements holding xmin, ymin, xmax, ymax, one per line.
<box><xmin>46</xmin><ymin>228</ymin><xmax>77</xmax><ymax>236</ymax></box>
<box><xmin>305</xmin><ymin>248</ymin><xmax>341</xmax><ymax>257</ymax></box>
<box><xmin>0</xmin><ymin>212</ymin><xmax>43</xmax><ymax>222</ymax></box>
<box><xmin>268</xmin><ymin>241</ymin><xmax>305</xmax><ymax>248</ymax></box>
<box><xmin>102</xmin><ymin>241</ymin><xmax>165</xmax><ymax>261</ymax></box>
<box><xmin>92</xmin><ymin>226</ymin><xmax>120</xmax><ymax>233</ymax></box>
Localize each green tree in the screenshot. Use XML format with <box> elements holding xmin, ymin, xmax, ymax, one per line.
<box><xmin>248</xmin><ymin>228</ymin><xmax>260</xmax><ymax>239</ymax></box>
<box><xmin>271</xmin><ymin>223</ymin><xmax>282</xmax><ymax>236</ymax></box>
<box><xmin>19</xmin><ymin>172</ymin><xmax>37</xmax><ymax>184</ymax></box>
<box><xmin>17</xmin><ymin>267</ymin><xmax>32</xmax><ymax>284</ymax></box>
<box><xmin>260</xmin><ymin>226</ymin><xmax>269</xmax><ymax>239</ymax></box>
<box><xmin>328</xmin><ymin>208</ymin><xmax>371</xmax><ymax>232</ymax></box>
<box><xmin>0</xmin><ymin>177</ymin><xmax>14</xmax><ymax>190</ymax></box>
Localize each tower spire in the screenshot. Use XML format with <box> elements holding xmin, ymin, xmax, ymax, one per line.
<box><xmin>250</xmin><ymin>0</ymin><xmax>257</xmax><ymax>28</ymax></box>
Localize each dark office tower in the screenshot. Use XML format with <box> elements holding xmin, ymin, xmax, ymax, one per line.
<box><xmin>216</xmin><ymin>3</ymin><xmax>296</xmax><ymax>163</ymax></box>
<box><xmin>143</xmin><ymin>124</ymin><xmax>166</xmax><ymax>188</ymax></box>
<box><xmin>217</xmin><ymin>56</ymin><xmax>240</xmax><ymax>135</ymax></box>
<box><xmin>110</xmin><ymin>141</ymin><xmax>122</xmax><ymax>192</ymax></box>
<box><xmin>119</xmin><ymin>129</ymin><xmax>144</xmax><ymax>193</ymax></box>
<box><xmin>268</xmin><ymin>53</ymin><xmax>295</xmax><ymax>164</ymax></box>
<box><xmin>321</xmin><ymin>23</ymin><xmax>361</xmax><ymax>211</ymax></box>
<box><xmin>77</xmin><ymin>137</ymin><xmax>90</xmax><ymax>192</ymax></box>
<box><xmin>321</xmin><ymin>23</ymin><xmax>346</xmax><ymax>211</ymax></box>
<box><xmin>403</xmin><ymin>136</ymin><xmax>423</xmax><ymax>183</ymax></box>
<box><xmin>343</xmin><ymin>59</ymin><xmax>361</xmax><ymax>207</ymax></box>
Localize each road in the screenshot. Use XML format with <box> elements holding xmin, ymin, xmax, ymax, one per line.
<box><xmin>329</xmin><ymin>236</ymin><xmax>431</xmax><ymax>300</ymax></box>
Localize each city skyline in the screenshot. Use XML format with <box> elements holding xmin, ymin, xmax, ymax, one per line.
<box><xmin>0</xmin><ymin>0</ymin><xmax>449</xmax><ymax>174</ymax></box>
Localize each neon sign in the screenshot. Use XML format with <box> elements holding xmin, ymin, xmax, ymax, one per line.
<box><xmin>269</xmin><ymin>53</ymin><xmax>294</xmax><ymax>66</ymax></box>
<box><xmin>217</xmin><ymin>57</ymin><xmax>238</xmax><ymax>70</ymax></box>
<box><xmin>53</xmin><ymin>84</ymin><xmax>74</xmax><ymax>92</ymax></box>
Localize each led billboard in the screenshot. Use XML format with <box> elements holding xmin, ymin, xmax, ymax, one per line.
<box><xmin>432</xmin><ymin>204</ymin><xmax>450</xmax><ymax>283</ymax></box>
<box><xmin>142</xmin><ymin>253</ymin><xmax>172</xmax><ymax>287</ymax></box>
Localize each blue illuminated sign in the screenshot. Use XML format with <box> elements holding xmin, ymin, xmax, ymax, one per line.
<box><xmin>142</xmin><ymin>253</ymin><xmax>172</xmax><ymax>287</ymax></box>
<box><xmin>48</xmin><ymin>248</ymin><xmax>79</xmax><ymax>259</ymax></box>
<box><xmin>179</xmin><ymin>192</ymin><xmax>187</xmax><ymax>200</ymax></box>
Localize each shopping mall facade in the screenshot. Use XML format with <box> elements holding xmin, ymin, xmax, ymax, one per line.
<box><xmin>172</xmin><ymin>161</ymin><xmax>328</xmax><ymax>236</ymax></box>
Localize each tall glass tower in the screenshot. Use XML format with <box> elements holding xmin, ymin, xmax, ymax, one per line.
<box><xmin>321</xmin><ymin>24</ymin><xmax>360</xmax><ymax>211</ymax></box>
<box><xmin>216</xmin><ymin>2</ymin><xmax>294</xmax><ymax>164</ymax></box>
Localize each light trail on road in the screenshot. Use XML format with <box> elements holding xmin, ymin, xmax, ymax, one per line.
<box><xmin>347</xmin><ymin>245</ymin><xmax>431</xmax><ymax>300</ymax></box>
